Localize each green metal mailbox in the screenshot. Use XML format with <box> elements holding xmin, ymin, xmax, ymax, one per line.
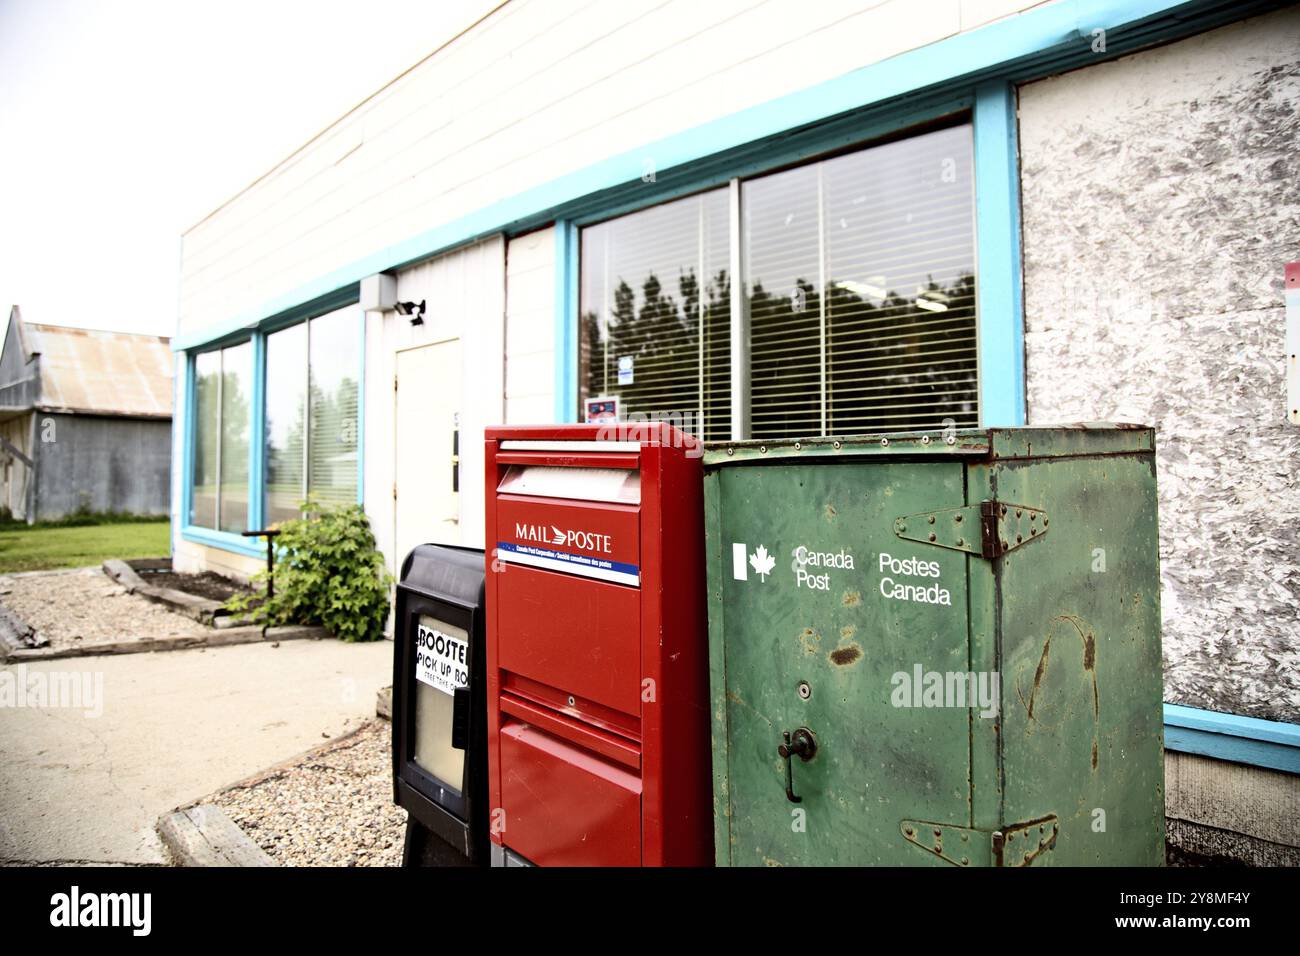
<box><xmin>704</xmin><ymin>425</ymin><xmax>1164</xmax><ymax>866</ymax></box>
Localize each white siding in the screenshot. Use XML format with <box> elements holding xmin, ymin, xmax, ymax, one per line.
<box><xmin>173</xmin><ymin>540</ymin><xmax>265</xmax><ymax>580</ymax></box>
<box><xmin>959</xmin><ymin>0</ymin><xmax>1048</xmax><ymax>31</ymax></box>
<box><xmin>362</xmin><ymin>236</ymin><xmax>506</xmax><ymax>573</ymax></box>
<box><xmin>504</xmin><ymin>227</ymin><xmax>555</xmax><ymax>423</ymax></box>
<box><xmin>178</xmin><ymin>0</ymin><xmax>1045</xmax><ymax>341</ymax></box>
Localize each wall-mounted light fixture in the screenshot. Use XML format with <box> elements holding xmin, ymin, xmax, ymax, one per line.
<box><xmin>395</xmin><ymin>299</ymin><xmax>426</xmax><ymax>325</ymax></box>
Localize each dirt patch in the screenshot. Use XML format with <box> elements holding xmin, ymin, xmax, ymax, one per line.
<box><xmin>0</xmin><ymin>567</ymin><xmax>210</xmax><ymax>650</ymax></box>
<box><xmin>211</xmin><ymin>720</ymin><xmax>406</xmax><ymax>867</ymax></box>
<box><xmin>137</xmin><ymin>569</ymin><xmax>253</xmax><ymax>604</ymax></box>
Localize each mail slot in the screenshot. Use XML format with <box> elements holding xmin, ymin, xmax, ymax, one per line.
<box><xmin>391</xmin><ymin>544</ymin><xmax>489</xmax><ymax>866</ymax></box>
<box><xmin>484</xmin><ymin>424</ymin><xmax>712</xmax><ymax>866</ymax></box>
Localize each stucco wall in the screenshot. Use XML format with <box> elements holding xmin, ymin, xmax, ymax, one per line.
<box><xmin>1018</xmin><ymin>8</ymin><xmax>1300</xmax><ymax>723</ymax></box>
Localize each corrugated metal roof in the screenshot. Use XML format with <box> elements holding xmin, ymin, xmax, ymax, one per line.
<box><xmin>27</xmin><ymin>323</ymin><xmax>173</xmax><ymax>418</ymax></box>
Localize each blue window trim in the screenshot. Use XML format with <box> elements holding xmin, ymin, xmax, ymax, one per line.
<box><xmin>1164</xmin><ymin>704</ymin><xmax>1300</xmax><ymax>775</ymax></box>
<box><xmin>169</xmin><ymin>345</ymin><xmax>180</xmax><ymax>560</ymax></box>
<box><xmin>554</xmin><ymin>221</ymin><xmax>579</xmax><ymax>424</ymax></box>
<box><xmin>356</xmin><ymin>305</ymin><xmax>366</xmax><ymax>505</ymax></box>
<box><xmin>179</xmin><ymin>352</ymin><xmax>193</xmax><ymax>547</ymax></box>
<box><xmin>179</xmin><ymin>294</ymin><xmax>363</xmax><ymax>560</ymax></box>
<box><xmin>248</xmin><ymin>333</ymin><xmax>266</xmax><ymax>533</ymax></box>
<box><xmin>972</xmin><ymin>81</ymin><xmax>1025</xmax><ymax>426</ymax></box>
<box><xmin>179</xmin><ymin>341</ymin><xmax>265</xmax><ymax>560</ymax></box>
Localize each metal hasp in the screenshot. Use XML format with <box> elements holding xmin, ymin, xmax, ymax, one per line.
<box><xmin>484</xmin><ymin>424</ymin><xmax>712</xmax><ymax>866</ymax></box>
<box><xmin>704</xmin><ymin>425</ymin><xmax>1165</xmax><ymax>866</ymax></box>
<box><xmin>899</xmin><ymin>815</ymin><xmax>1059</xmax><ymax>867</ymax></box>
<box><xmin>391</xmin><ymin>544</ymin><xmax>490</xmax><ymax>866</ymax></box>
<box><xmin>894</xmin><ymin>501</ymin><xmax>1048</xmax><ymax>558</ymax></box>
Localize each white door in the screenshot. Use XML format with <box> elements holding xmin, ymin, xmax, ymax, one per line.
<box><xmin>394</xmin><ymin>338</ymin><xmax>462</xmax><ymax>564</ymax></box>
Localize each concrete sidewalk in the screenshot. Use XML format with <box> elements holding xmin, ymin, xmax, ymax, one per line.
<box><xmin>0</xmin><ymin>638</ymin><xmax>392</xmax><ymax>865</ymax></box>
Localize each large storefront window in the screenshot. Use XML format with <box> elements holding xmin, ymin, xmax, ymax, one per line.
<box><xmin>264</xmin><ymin>323</ymin><xmax>307</xmax><ymax>525</ymax></box>
<box><xmin>579</xmin><ymin>188</ymin><xmax>732</xmax><ymax>440</ymax></box>
<box><xmin>264</xmin><ymin>307</ymin><xmax>359</xmax><ymax>522</ymax></box>
<box><xmin>189</xmin><ymin>341</ymin><xmax>251</xmax><ymax>533</ymax></box>
<box><xmin>746</xmin><ymin>124</ymin><xmax>977</xmax><ymax>437</ymax></box>
<box><xmin>189</xmin><ymin>305</ymin><xmax>359</xmax><ymax>538</ymax></box>
<box><xmin>577</xmin><ymin>121</ymin><xmax>977</xmax><ymax>440</ymax></box>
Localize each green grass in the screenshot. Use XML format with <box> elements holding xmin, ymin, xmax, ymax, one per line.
<box><xmin>0</xmin><ymin>519</ymin><xmax>170</xmax><ymax>573</ymax></box>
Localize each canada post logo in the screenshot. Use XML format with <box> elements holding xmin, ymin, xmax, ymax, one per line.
<box><xmin>500</xmin><ymin>520</ymin><xmax>636</xmax><ymax>586</ymax></box>
<box><xmin>514</xmin><ymin>522</ymin><xmax>612</xmax><ymax>555</ymax></box>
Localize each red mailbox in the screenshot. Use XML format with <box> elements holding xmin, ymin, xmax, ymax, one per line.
<box><xmin>484</xmin><ymin>423</ymin><xmax>711</xmax><ymax>866</ymax></box>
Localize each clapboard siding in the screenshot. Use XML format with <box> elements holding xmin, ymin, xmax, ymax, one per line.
<box><xmin>960</xmin><ymin>0</ymin><xmax>1044</xmax><ymax>31</ymax></box>
<box><xmin>174</xmin><ymin>539</ymin><xmax>264</xmax><ymax>579</ymax></box>
<box><xmin>178</xmin><ymin>0</ymin><xmax>1043</xmax><ymax>339</ymax></box>
<box><xmin>362</xmin><ymin>236</ymin><xmax>506</xmax><ymax>568</ymax></box>
<box><xmin>504</xmin><ymin>227</ymin><xmax>555</xmax><ymax>423</ymax></box>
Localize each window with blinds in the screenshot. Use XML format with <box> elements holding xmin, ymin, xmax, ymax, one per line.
<box><xmin>745</xmin><ymin>123</ymin><xmax>978</xmax><ymax>438</ymax></box>
<box><xmin>575</xmin><ymin>121</ymin><xmax>978</xmax><ymax>441</ymax></box>
<box><xmin>263</xmin><ymin>307</ymin><xmax>358</xmax><ymax>522</ymax></box>
<box><xmin>306</xmin><ymin>308</ymin><xmax>359</xmax><ymax>509</ymax></box>
<box><xmin>578</xmin><ymin>188</ymin><xmax>731</xmax><ymax>440</ymax></box>
<box><xmin>264</xmin><ymin>322</ymin><xmax>307</xmax><ymax>524</ymax></box>
<box><xmin>189</xmin><ymin>341</ymin><xmax>251</xmax><ymax>533</ymax></box>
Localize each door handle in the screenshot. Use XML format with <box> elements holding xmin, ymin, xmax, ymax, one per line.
<box><xmin>451</xmin><ymin>424</ymin><xmax>460</xmax><ymax>493</ymax></box>
<box><xmin>778</xmin><ymin>727</ymin><xmax>817</xmax><ymax>803</ymax></box>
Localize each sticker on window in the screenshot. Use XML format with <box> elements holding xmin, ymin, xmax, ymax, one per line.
<box><xmin>414</xmin><ymin>618</ymin><xmax>469</xmax><ymax>697</ymax></box>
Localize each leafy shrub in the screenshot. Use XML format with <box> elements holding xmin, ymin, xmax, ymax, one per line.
<box><xmin>228</xmin><ymin>502</ymin><xmax>392</xmax><ymax>643</ymax></box>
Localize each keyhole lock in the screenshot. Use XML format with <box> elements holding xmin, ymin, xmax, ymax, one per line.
<box><xmin>797</xmin><ymin>681</ymin><xmax>812</xmax><ymax>700</ymax></box>
<box><xmin>778</xmin><ymin>727</ymin><xmax>818</xmax><ymax>803</ymax></box>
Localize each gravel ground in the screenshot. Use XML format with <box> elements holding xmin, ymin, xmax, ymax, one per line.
<box><xmin>211</xmin><ymin>719</ymin><xmax>406</xmax><ymax>867</ymax></box>
<box><xmin>0</xmin><ymin>567</ymin><xmax>210</xmax><ymax>650</ymax></box>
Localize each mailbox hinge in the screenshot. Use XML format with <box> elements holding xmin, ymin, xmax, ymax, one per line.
<box><xmin>893</xmin><ymin>500</ymin><xmax>1048</xmax><ymax>559</ymax></box>
<box><xmin>900</xmin><ymin>814</ymin><xmax>1058</xmax><ymax>867</ymax></box>
<box><xmin>900</xmin><ymin>820</ymin><xmax>992</xmax><ymax>867</ymax></box>
<box><xmin>992</xmin><ymin>815</ymin><xmax>1060</xmax><ymax>867</ymax></box>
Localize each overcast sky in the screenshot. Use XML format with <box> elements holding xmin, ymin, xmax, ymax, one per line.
<box><xmin>0</xmin><ymin>0</ymin><xmax>495</xmax><ymax>338</ymax></box>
